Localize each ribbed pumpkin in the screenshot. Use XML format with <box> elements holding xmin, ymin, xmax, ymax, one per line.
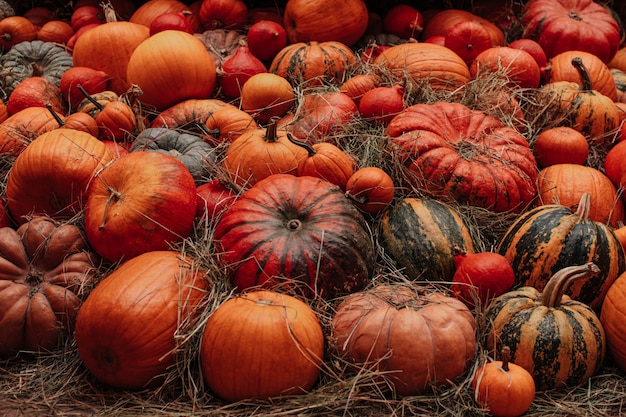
<box><xmin>498</xmin><ymin>193</ymin><xmax>626</xmax><ymax>310</ymax></box>
<box><xmin>386</xmin><ymin>102</ymin><xmax>538</xmax><ymax>213</ymax></box>
<box><xmin>0</xmin><ymin>106</ymin><xmax>61</xmax><ymax>156</ymax></box>
<box><xmin>548</xmin><ymin>50</ymin><xmax>618</xmax><ymax>101</ymax></box>
<box><xmin>75</xmin><ymin>250</ymin><xmax>209</xmax><ymax>390</ymax></box>
<box><xmin>380</xmin><ymin>197</ymin><xmax>475</xmax><ymax>282</ymax></box>
<box><xmin>482</xmin><ymin>263</ymin><xmax>606</xmax><ymax>391</ymax></box>
<box><xmin>600</xmin><ymin>270</ymin><xmax>626</xmax><ymax>373</ymax></box>
<box><xmin>373</xmin><ymin>42</ymin><xmax>470</xmax><ymax>92</ymax></box>
<box><xmin>126</xmin><ymin>30</ymin><xmax>217</xmax><ymax>111</ymax></box>
<box><xmin>269</xmin><ymin>41</ymin><xmax>357</xmax><ymax>87</ymax></box>
<box><xmin>212</xmin><ymin>174</ymin><xmax>375</xmax><ymax>299</ymax></box>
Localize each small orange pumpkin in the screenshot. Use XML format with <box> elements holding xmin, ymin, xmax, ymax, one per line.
<box><xmin>345</xmin><ymin>166</ymin><xmax>395</xmax><ymax>214</ymax></box>
<box><xmin>0</xmin><ymin>16</ymin><xmax>37</xmax><ymax>51</ymax></box>
<box><xmin>240</xmin><ymin>72</ymin><xmax>294</xmax><ymax>124</ymax></box>
<box><xmin>533</xmin><ymin>126</ymin><xmax>589</xmax><ymax>168</ymax></box>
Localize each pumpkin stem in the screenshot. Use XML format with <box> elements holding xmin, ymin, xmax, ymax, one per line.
<box><xmin>100</xmin><ymin>1</ymin><xmax>118</xmax><ymax>23</ymax></box>
<box><xmin>99</xmin><ymin>187</ymin><xmax>122</xmax><ymax>230</ymax></box>
<box><xmin>46</xmin><ymin>103</ymin><xmax>65</xmax><ymax>127</ymax></box>
<box><xmin>77</xmin><ymin>84</ymin><xmax>105</xmax><ymax>111</ymax></box>
<box><xmin>541</xmin><ymin>262</ymin><xmax>600</xmax><ymax>308</ymax></box>
<box><xmin>265</xmin><ymin>120</ymin><xmax>279</xmax><ymax>143</ymax></box>
<box><xmin>286</xmin><ymin>132</ymin><xmax>316</xmax><ymax>156</ymax></box>
<box><xmin>571</xmin><ymin>57</ymin><xmax>593</xmax><ymax>92</ymax></box>
<box><xmin>500</xmin><ymin>346</ymin><xmax>511</xmax><ymax>372</ymax></box>
<box><xmin>575</xmin><ymin>192</ymin><xmax>591</xmax><ymax>221</ymax></box>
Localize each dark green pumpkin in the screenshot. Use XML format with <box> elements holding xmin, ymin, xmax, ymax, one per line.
<box><xmin>213</xmin><ymin>173</ymin><xmax>375</xmax><ymax>299</ymax></box>
<box><xmin>130</xmin><ymin>127</ymin><xmax>218</xmax><ymax>184</ymax></box>
<box><xmin>497</xmin><ymin>193</ymin><xmax>625</xmax><ymax>310</ymax></box>
<box><xmin>482</xmin><ymin>263</ymin><xmax>606</xmax><ymax>391</ymax></box>
<box><xmin>380</xmin><ymin>197</ymin><xmax>474</xmax><ymax>282</ymax></box>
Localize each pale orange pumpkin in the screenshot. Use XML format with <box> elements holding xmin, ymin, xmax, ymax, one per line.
<box><xmin>240</xmin><ymin>72</ymin><xmax>294</xmax><ymax>123</ymax></box>
<box><xmin>345</xmin><ymin>166</ymin><xmax>395</xmax><ymax>214</ymax></box>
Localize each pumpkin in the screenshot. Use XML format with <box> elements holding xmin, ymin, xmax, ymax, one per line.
<box><xmin>5</xmin><ymin>129</ymin><xmax>114</xmax><ymax>224</ymax></box>
<box><xmin>0</xmin><ymin>40</ymin><xmax>73</xmax><ymax>100</ymax></box>
<box><xmin>239</xmin><ymin>72</ymin><xmax>294</xmax><ymax>124</ymax></box>
<box><xmin>218</xmin><ymin>40</ymin><xmax>267</xmax><ymax>99</ymax></box>
<box><xmin>498</xmin><ymin>193</ymin><xmax>625</xmax><ymax>310</ymax></box>
<box><xmin>605</xmin><ymin>139</ymin><xmax>626</xmax><ymax>193</ymax></box>
<box><xmin>533</xmin><ymin>126</ymin><xmax>589</xmax><ymax>167</ymax></box>
<box><xmin>198</xmin><ymin>0</ymin><xmax>248</xmax><ymax>30</ymax></box>
<box><xmin>126</xmin><ymin>30</ymin><xmax>217</xmax><ymax>111</ymax></box>
<box><xmin>195</xmin><ymin>177</ymin><xmax>237</xmax><ymax>222</ymax></box>
<box><xmin>373</xmin><ymin>42</ymin><xmax>471</xmax><ymax>92</ymax></box>
<box><xmin>380</xmin><ymin>197</ymin><xmax>475</xmax><ymax>282</ymax></box>
<box><xmin>37</xmin><ymin>20</ymin><xmax>75</xmax><ymax>45</ymax></box>
<box><xmin>200</xmin><ymin>290</ymin><xmax>324</xmax><ymax>402</ymax></box>
<box><xmin>536</xmin><ymin>164</ymin><xmax>625</xmax><ymax>228</ymax></box>
<box><xmin>72</xmin><ymin>4</ymin><xmax>150</xmax><ymax>94</ymax></box>
<box><xmin>522</xmin><ymin>0</ymin><xmax>621</xmax><ymax>64</ymax></box>
<box><xmin>149</xmin><ymin>10</ymin><xmax>195</xmax><ymax>35</ymax></box>
<box><xmin>339</xmin><ymin>73</ymin><xmax>382</xmax><ymax>107</ymax></box>
<box><xmin>282</xmin><ymin>0</ymin><xmax>368</xmax><ymax>47</ymax></box>
<box><xmin>600</xmin><ymin>269</ymin><xmax>626</xmax><ymax>373</ymax></box>
<box><xmin>213</xmin><ymin>174</ymin><xmax>375</xmax><ymax>299</ymax></box>
<box><xmin>150</xmin><ymin>98</ymin><xmax>258</xmax><ymax>146</ymax></box>
<box><xmin>345</xmin><ymin>166</ymin><xmax>395</xmax><ymax>214</ymax></box>
<box><xmin>84</xmin><ymin>151</ymin><xmax>198</xmax><ymax>263</ymax></box>
<box><xmin>0</xmin><ymin>106</ymin><xmax>62</xmax><ymax>156</ymax></box>
<box><xmin>130</xmin><ymin>0</ymin><xmax>201</xmax><ymax>33</ymax></box>
<box><xmin>548</xmin><ymin>50</ymin><xmax>618</xmax><ymax>101</ymax></box>
<box><xmin>269</xmin><ymin>41</ymin><xmax>357</xmax><ymax>87</ymax></box>
<box><xmin>472</xmin><ymin>347</ymin><xmax>536</xmax><ymax>417</ymax></box>
<box><xmin>194</xmin><ymin>28</ymin><xmax>246</xmax><ymax>68</ymax></box>
<box><xmin>0</xmin><ymin>217</ymin><xmax>100</xmax><ymax>358</ymax></box>
<box><xmin>421</xmin><ymin>9</ymin><xmax>505</xmax><ymax>47</ymax></box>
<box><xmin>7</xmin><ymin>76</ymin><xmax>66</xmax><ymax>116</ymax></box>
<box><xmin>287</xmin><ymin>134</ymin><xmax>355</xmax><ymax>190</ymax></box>
<box><xmin>0</xmin><ymin>16</ymin><xmax>37</xmax><ymax>52</ymax></box>
<box><xmin>358</xmin><ymin>84</ymin><xmax>405</xmax><ymax>125</ymax></box>
<box><xmin>330</xmin><ymin>283</ymin><xmax>476</xmax><ymax>396</ymax></box>
<box><xmin>76</xmin><ymin>85</ymin><xmax>137</xmax><ymax>140</ymax></box>
<box><xmin>246</xmin><ymin>19</ymin><xmax>287</xmax><ymax>62</ymax></box>
<box><xmin>129</xmin><ymin>127</ymin><xmax>217</xmax><ymax>184</ymax></box>
<box><xmin>75</xmin><ymin>250</ymin><xmax>209</xmax><ymax>390</ymax></box>
<box><xmin>222</xmin><ymin>121</ymin><xmax>309</xmax><ymax>187</ymax></box>
<box><xmin>539</xmin><ymin>57</ymin><xmax>619</xmax><ymax>144</ymax></box>
<box><xmin>382</xmin><ymin>4</ymin><xmax>423</xmax><ymax>39</ymax></box>
<box><xmin>470</xmin><ymin>46</ymin><xmax>541</xmax><ymax>89</ymax></box>
<box><xmin>482</xmin><ymin>263</ymin><xmax>606</xmax><ymax>391</ymax></box>
<box><xmin>75</xmin><ymin>90</ymin><xmax>119</xmax><ymax>118</ymax></box>
<box><xmin>444</xmin><ymin>20</ymin><xmax>492</xmax><ymax>65</ymax></box>
<box><xmin>450</xmin><ymin>249</ymin><xmax>515</xmax><ymax>308</ymax></box>
<box><xmin>386</xmin><ymin>102</ymin><xmax>538</xmax><ymax>213</ymax></box>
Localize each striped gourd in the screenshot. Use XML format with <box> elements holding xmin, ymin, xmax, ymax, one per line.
<box><xmin>380</xmin><ymin>197</ymin><xmax>474</xmax><ymax>282</ymax></box>
<box><xmin>269</xmin><ymin>41</ymin><xmax>357</xmax><ymax>87</ymax></box>
<box><xmin>482</xmin><ymin>263</ymin><xmax>606</xmax><ymax>391</ymax></box>
<box><xmin>497</xmin><ymin>193</ymin><xmax>625</xmax><ymax>310</ymax></box>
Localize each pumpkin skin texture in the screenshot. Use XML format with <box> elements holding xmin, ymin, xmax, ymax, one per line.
<box><xmin>548</xmin><ymin>50</ymin><xmax>618</xmax><ymax>101</ymax></box>
<box><xmin>472</xmin><ymin>347</ymin><xmax>536</xmax><ymax>417</ymax></box>
<box><xmin>200</xmin><ymin>290</ymin><xmax>324</xmax><ymax>402</ymax></box>
<box><xmin>533</xmin><ymin>126</ymin><xmax>589</xmax><ymax>168</ymax></box>
<box><xmin>269</xmin><ymin>41</ymin><xmax>357</xmax><ymax>87</ymax></box>
<box><xmin>213</xmin><ymin>174</ymin><xmax>375</xmax><ymax>299</ymax></box>
<box><xmin>282</xmin><ymin>0</ymin><xmax>368</xmax><ymax>47</ymax></box>
<box><xmin>373</xmin><ymin>42</ymin><xmax>470</xmax><ymax>92</ymax></box>
<box><xmin>497</xmin><ymin>193</ymin><xmax>626</xmax><ymax>310</ymax></box>
<box><xmin>5</xmin><ymin>129</ymin><xmax>114</xmax><ymax>224</ymax></box>
<box><xmin>386</xmin><ymin>102</ymin><xmax>538</xmax><ymax>213</ymax></box>
<box><xmin>331</xmin><ymin>283</ymin><xmax>476</xmax><ymax>396</ymax></box>
<box><xmin>600</xmin><ymin>270</ymin><xmax>626</xmax><ymax>373</ymax></box>
<box><xmin>0</xmin><ymin>106</ymin><xmax>62</xmax><ymax>156</ymax></box>
<box><xmin>0</xmin><ymin>217</ymin><xmax>100</xmax><ymax>358</ymax></box>
<box><xmin>482</xmin><ymin>263</ymin><xmax>606</xmax><ymax>391</ymax></box>
<box><xmin>84</xmin><ymin>151</ymin><xmax>198</xmax><ymax>263</ymax></box>
<box><xmin>380</xmin><ymin>197</ymin><xmax>475</xmax><ymax>282</ymax></box>
<box><xmin>522</xmin><ymin>0</ymin><xmax>621</xmax><ymax>64</ymax></box>
<box><xmin>126</xmin><ymin>30</ymin><xmax>217</xmax><ymax>111</ymax></box>
<box><xmin>75</xmin><ymin>250</ymin><xmax>209</xmax><ymax>390</ymax></box>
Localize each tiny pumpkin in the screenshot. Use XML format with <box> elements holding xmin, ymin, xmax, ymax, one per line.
<box><xmin>345</xmin><ymin>166</ymin><xmax>395</xmax><ymax>214</ymax></box>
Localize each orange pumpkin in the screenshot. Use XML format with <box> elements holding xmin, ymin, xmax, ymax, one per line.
<box><xmin>75</xmin><ymin>250</ymin><xmax>209</xmax><ymax>390</ymax></box>
<box><xmin>6</xmin><ymin>76</ymin><xmax>67</xmax><ymax>116</ymax></box>
<box><xmin>126</xmin><ymin>30</ymin><xmax>217</xmax><ymax>111</ymax></box>
<box><xmin>130</xmin><ymin>0</ymin><xmax>201</xmax><ymax>32</ymax></box>
<box><xmin>239</xmin><ymin>72</ymin><xmax>294</xmax><ymax>124</ymax></box>
<box><xmin>0</xmin><ymin>16</ymin><xmax>37</xmax><ymax>51</ymax></box>
<box><xmin>470</xmin><ymin>46</ymin><xmax>541</xmax><ymax>89</ymax></box>
<box><xmin>533</xmin><ymin>126</ymin><xmax>589</xmax><ymax>167</ymax></box>
<box><xmin>345</xmin><ymin>166</ymin><xmax>395</xmax><ymax>214</ymax></box>
<box><xmin>200</xmin><ymin>290</ymin><xmax>324</xmax><ymax>402</ymax></box>
<box><xmin>36</xmin><ymin>19</ymin><xmax>74</xmax><ymax>44</ymax></box>
<box><xmin>421</xmin><ymin>9</ymin><xmax>505</xmax><ymax>47</ymax></box>
<box><xmin>0</xmin><ymin>106</ymin><xmax>63</xmax><ymax>156</ymax></box>
<box><xmin>339</xmin><ymin>73</ymin><xmax>382</xmax><ymax>107</ymax></box>
<box><xmin>548</xmin><ymin>50</ymin><xmax>618</xmax><ymax>101</ymax></box>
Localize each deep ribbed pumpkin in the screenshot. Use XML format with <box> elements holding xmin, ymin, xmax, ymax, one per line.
<box><xmin>269</xmin><ymin>41</ymin><xmax>357</xmax><ymax>87</ymax></box>
<box><xmin>373</xmin><ymin>42</ymin><xmax>470</xmax><ymax>91</ymax></box>
<box><xmin>212</xmin><ymin>174</ymin><xmax>375</xmax><ymax>299</ymax></box>
<box><xmin>482</xmin><ymin>263</ymin><xmax>606</xmax><ymax>391</ymax></box>
<box><xmin>380</xmin><ymin>197</ymin><xmax>475</xmax><ymax>282</ymax></box>
<box><xmin>386</xmin><ymin>102</ymin><xmax>538</xmax><ymax>213</ymax></box>
<box><xmin>497</xmin><ymin>193</ymin><xmax>626</xmax><ymax>310</ymax></box>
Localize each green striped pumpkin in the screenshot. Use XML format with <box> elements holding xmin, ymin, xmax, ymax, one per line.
<box><xmin>497</xmin><ymin>193</ymin><xmax>625</xmax><ymax>310</ymax></box>
<box><xmin>380</xmin><ymin>197</ymin><xmax>474</xmax><ymax>282</ymax></box>
<box><xmin>269</xmin><ymin>41</ymin><xmax>357</xmax><ymax>87</ymax></box>
<box><xmin>482</xmin><ymin>263</ymin><xmax>606</xmax><ymax>391</ymax></box>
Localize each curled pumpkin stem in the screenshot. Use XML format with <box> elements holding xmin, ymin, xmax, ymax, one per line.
<box><xmin>286</xmin><ymin>132</ymin><xmax>317</xmax><ymax>156</ymax></box>
<box><xmin>99</xmin><ymin>186</ymin><xmax>122</xmax><ymax>230</ymax></box>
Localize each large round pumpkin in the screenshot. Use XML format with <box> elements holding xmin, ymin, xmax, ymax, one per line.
<box><xmin>212</xmin><ymin>173</ymin><xmax>375</xmax><ymax>299</ymax></box>
<box><xmin>126</xmin><ymin>30</ymin><xmax>217</xmax><ymax>111</ymax></box>
<box><xmin>498</xmin><ymin>193</ymin><xmax>626</xmax><ymax>310</ymax></box>
<box><xmin>380</xmin><ymin>197</ymin><xmax>475</xmax><ymax>282</ymax></box>
<box><xmin>200</xmin><ymin>290</ymin><xmax>324</xmax><ymax>402</ymax></box>
<box><xmin>331</xmin><ymin>283</ymin><xmax>476</xmax><ymax>396</ymax></box>
<box><xmin>75</xmin><ymin>250</ymin><xmax>209</xmax><ymax>390</ymax></box>
<box><xmin>482</xmin><ymin>263</ymin><xmax>606</xmax><ymax>391</ymax></box>
<box><xmin>84</xmin><ymin>151</ymin><xmax>198</xmax><ymax>263</ymax></box>
<box><xmin>386</xmin><ymin>102</ymin><xmax>538</xmax><ymax>213</ymax></box>
<box><xmin>5</xmin><ymin>129</ymin><xmax>114</xmax><ymax>224</ymax></box>
<box><xmin>0</xmin><ymin>217</ymin><xmax>100</xmax><ymax>358</ymax></box>
<box><xmin>600</xmin><ymin>270</ymin><xmax>626</xmax><ymax>373</ymax></box>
